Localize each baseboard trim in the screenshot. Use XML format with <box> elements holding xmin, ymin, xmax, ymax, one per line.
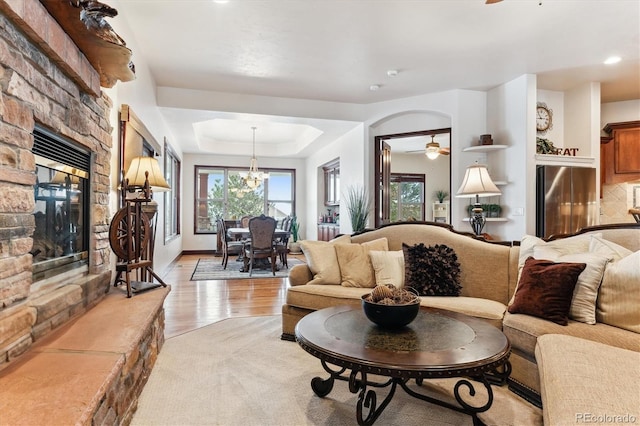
<box><xmin>181</xmin><ymin>250</ymin><xmax>219</xmax><ymax>256</ymax></box>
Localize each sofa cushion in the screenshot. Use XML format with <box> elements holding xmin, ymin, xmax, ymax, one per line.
<box><xmin>369</xmin><ymin>250</ymin><xmax>405</xmax><ymax>288</ymax></box>
<box><xmin>536</xmin><ymin>334</ymin><xmax>640</xmax><ymax>426</ymax></box>
<box><xmin>503</xmin><ymin>312</ymin><xmax>640</xmax><ymax>357</ymax></box>
<box><xmin>518</xmin><ymin>233</ymin><xmax>596</xmax><ymax>273</ymax></box>
<box><xmin>508</xmin><ymin>257</ymin><xmax>586</xmax><ymax>325</ymax></box>
<box><xmin>403</xmin><ymin>243</ymin><xmax>462</xmax><ymax>296</ymax></box>
<box><xmin>589</xmin><ymin>235</ymin><xmax>633</xmax><ymax>261</ymax></box>
<box><xmin>420</xmin><ymin>297</ymin><xmax>506</xmax><ymax>329</ymax></box>
<box><xmin>286</xmin><ymin>284</ymin><xmax>506</xmax><ymax>329</ymax></box>
<box><xmin>335</xmin><ymin>238</ymin><xmax>389</xmax><ymax>288</ymax></box>
<box><xmin>596</xmin><ymin>250</ymin><xmax>640</xmax><ymax>333</ymax></box>
<box><xmin>514</xmin><ymin>234</ymin><xmax>599</xmax><ymax>301</ymax></box>
<box><xmin>300</xmin><ymin>235</ymin><xmax>352</xmax><ymax>285</ymax></box>
<box><xmin>531</xmin><ymin>249</ymin><xmax>612</xmax><ymax>325</ymax></box>
<box><xmin>286</xmin><ymin>284</ymin><xmax>372</xmax><ymax>311</ymax></box>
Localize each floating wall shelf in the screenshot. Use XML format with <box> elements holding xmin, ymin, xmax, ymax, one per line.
<box><xmin>462</xmin><ymin>145</ymin><xmax>509</xmax><ymax>153</ymax></box>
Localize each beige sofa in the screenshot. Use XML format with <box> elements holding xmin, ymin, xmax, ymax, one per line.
<box><xmin>282</xmin><ymin>222</ymin><xmax>640</xmax><ymax>410</ymax></box>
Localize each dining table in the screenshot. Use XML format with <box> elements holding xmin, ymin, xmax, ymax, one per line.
<box><xmin>226</xmin><ymin>227</ymin><xmax>291</xmax><ymax>272</ymax></box>
<box><xmin>226</xmin><ymin>227</ymin><xmax>291</xmax><ymax>241</ymax></box>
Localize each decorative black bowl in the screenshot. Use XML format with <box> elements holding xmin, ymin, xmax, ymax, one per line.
<box><xmin>361</xmin><ymin>294</ymin><xmax>420</xmax><ymax>328</ymax></box>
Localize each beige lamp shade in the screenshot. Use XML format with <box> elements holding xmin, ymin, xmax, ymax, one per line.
<box><xmin>124</xmin><ymin>156</ymin><xmax>170</xmax><ymax>192</ymax></box>
<box><xmin>51</xmin><ymin>165</ymin><xmax>85</xmax><ymax>185</ymax></box>
<box><xmin>456</xmin><ymin>164</ymin><xmax>501</xmax><ymax>198</ymax></box>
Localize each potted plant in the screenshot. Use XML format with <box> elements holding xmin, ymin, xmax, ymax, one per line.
<box><xmin>536</xmin><ymin>137</ymin><xmax>557</xmax><ymax>155</ymax></box>
<box><xmin>489</xmin><ymin>204</ymin><xmax>502</xmax><ymax>218</ymax></box>
<box><xmin>345</xmin><ymin>185</ymin><xmax>371</xmax><ymax>233</ymax></box>
<box><xmin>288</xmin><ymin>216</ymin><xmax>302</xmax><ymax>254</ymax></box>
<box><xmin>435</xmin><ymin>190</ymin><xmax>448</xmax><ymax>203</ymax></box>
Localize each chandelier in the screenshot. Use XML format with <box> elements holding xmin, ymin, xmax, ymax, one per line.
<box><xmin>240</xmin><ymin>127</ymin><xmax>269</xmax><ymax>189</ymax></box>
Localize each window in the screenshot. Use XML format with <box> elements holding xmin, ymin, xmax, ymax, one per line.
<box><xmin>164</xmin><ymin>141</ymin><xmax>181</xmax><ymax>242</ymax></box>
<box><xmin>32</xmin><ymin>126</ymin><xmax>90</xmax><ymax>280</ymax></box>
<box><xmin>194</xmin><ymin>166</ymin><xmax>295</xmax><ymax>234</ymax></box>
<box><xmin>390</xmin><ymin>173</ymin><xmax>425</xmax><ymax>222</ymax></box>
<box><xmin>323</xmin><ymin>159</ymin><xmax>340</xmax><ymax>206</ymax></box>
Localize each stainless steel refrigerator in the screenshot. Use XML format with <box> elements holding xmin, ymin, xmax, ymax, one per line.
<box><xmin>536</xmin><ymin>166</ymin><xmax>597</xmax><ymax>238</ymax></box>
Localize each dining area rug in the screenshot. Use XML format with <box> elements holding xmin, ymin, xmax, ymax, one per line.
<box><xmin>190</xmin><ymin>257</ymin><xmax>305</xmax><ymax>281</ymax></box>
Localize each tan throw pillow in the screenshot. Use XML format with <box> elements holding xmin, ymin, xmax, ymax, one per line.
<box><xmin>300</xmin><ymin>239</ymin><xmax>347</xmax><ymax>285</ymax></box>
<box><xmin>518</xmin><ymin>233</ymin><xmax>598</xmax><ymax>273</ymax></box>
<box><xmin>511</xmin><ymin>233</ymin><xmax>601</xmax><ymax>305</ymax></box>
<box><xmin>335</xmin><ymin>238</ymin><xmax>389</xmax><ymax>288</ymax></box>
<box><xmin>369</xmin><ymin>250</ymin><xmax>405</xmax><ymax>288</ymax></box>
<box><xmin>596</xmin><ymin>251</ymin><xmax>640</xmax><ymax>333</ymax></box>
<box><xmin>533</xmin><ymin>247</ymin><xmax>612</xmax><ymax>324</ymax></box>
<box><xmin>589</xmin><ymin>235</ymin><xmax>633</xmax><ymax>261</ymax></box>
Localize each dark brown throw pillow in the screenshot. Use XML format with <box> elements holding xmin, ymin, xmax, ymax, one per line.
<box><xmin>508</xmin><ymin>257</ymin><xmax>587</xmax><ymax>325</ymax></box>
<box><xmin>402</xmin><ymin>243</ymin><xmax>462</xmax><ymax>296</ymax></box>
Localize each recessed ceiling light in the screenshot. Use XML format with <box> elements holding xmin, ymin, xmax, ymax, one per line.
<box><xmin>604</xmin><ymin>56</ymin><xmax>621</xmax><ymax>65</ymax></box>
<box><xmin>369</xmin><ymin>85</ymin><xmax>380</xmax><ymax>91</ymax></box>
<box><xmin>387</xmin><ymin>69</ymin><xmax>398</xmax><ymax>77</ymax></box>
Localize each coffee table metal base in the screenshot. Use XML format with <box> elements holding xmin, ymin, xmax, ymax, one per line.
<box><xmin>295</xmin><ymin>307</ymin><xmax>512</xmax><ymax>426</ymax></box>
<box><xmin>309</xmin><ymin>358</ymin><xmax>510</xmax><ymax>426</ymax></box>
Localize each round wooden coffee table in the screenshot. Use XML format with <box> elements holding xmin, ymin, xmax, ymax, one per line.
<box><xmin>295</xmin><ymin>305</ymin><xmax>511</xmax><ymax>426</ymax></box>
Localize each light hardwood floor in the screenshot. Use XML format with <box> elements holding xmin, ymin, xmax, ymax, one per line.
<box><xmin>159</xmin><ymin>253</ymin><xmax>299</xmax><ymax>338</ymax></box>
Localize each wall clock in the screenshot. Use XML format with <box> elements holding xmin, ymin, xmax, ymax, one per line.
<box><xmin>536</xmin><ymin>102</ymin><xmax>553</xmax><ymax>134</ymax></box>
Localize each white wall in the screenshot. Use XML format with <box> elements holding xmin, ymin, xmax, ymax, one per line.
<box><xmin>537</xmin><ymin>90</ymin><xmax>565</xmax><ymax>148</ymax></box>
<box><xmin>305</xmin><ymin>125</ymin><xmax>365</xmax><ymax>236</ymax></box>
<box><xmin>486</xmin><ymin>74</ymin><xmax>534</xmax><ymax>240</ymax></box>
<box><xmin>104</xmin><ymin>8</ymin><xmax>638</xmax><ymax>254</ymax></box>
<box><xmin>601</xmin><ymin>100</ymin><xmax>640</xmax><ymax>126</ymax></box>
<box><xmin>104</xmin><ymin>1</ymin><xmax>183</xmax><ymax>275</ymax></box>
<box><xmin>370</xmin><ymin>111</ymin><xmax>452</xmax><ymax>223</ymax></box>
<box><xmin>363</xmin><ymin>90</ymin><xmax>488</xmax><ymax>229</ymax></box>
<box><xmin>565</xmin><ymin>82</ymin><xmax>601</xmax><ymax>158</ymax></box>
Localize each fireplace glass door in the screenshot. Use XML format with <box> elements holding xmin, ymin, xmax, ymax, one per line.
<box><xmin>32</xmin><ymin>126</ymin><xmax>90</xmax><ymax>280</ymax></box>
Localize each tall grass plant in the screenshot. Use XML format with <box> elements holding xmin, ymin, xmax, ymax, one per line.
<box><xmin>345</xmin><ymin>185</ymin><xmax>371</xmax><ymax>233</ymax></box>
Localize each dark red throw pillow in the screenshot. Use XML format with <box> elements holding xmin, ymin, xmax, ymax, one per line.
<box><xmin>508</xmin><ymin>257</ymin><xmax>586</xmax><ymax>326</ymax></box>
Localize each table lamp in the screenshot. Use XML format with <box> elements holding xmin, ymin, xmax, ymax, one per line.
<box><xmin>124</xmin><ymin>156</ymin><xmax>171</xmax><ymax>194</ymax></box>
<box><xmin>456</xmin><ymin>163</ymin><xmax>501</xmax><ymax>235</ymax></box>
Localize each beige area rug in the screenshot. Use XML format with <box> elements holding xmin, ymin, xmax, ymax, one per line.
<box><xmin>132</xmin><ymin>316</ymin><xmax>542</xmax><ymax>426</ymax></box>
<box><xmin>190</xmin><ymin>257</ymin><xmax>304</xmax><ymax>281</ymax></box>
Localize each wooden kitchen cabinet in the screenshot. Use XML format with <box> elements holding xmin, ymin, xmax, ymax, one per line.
<box><xmin>602</xmin><ymin>121</ymin><xmax>640</xmax><ymax>185</ymax></box>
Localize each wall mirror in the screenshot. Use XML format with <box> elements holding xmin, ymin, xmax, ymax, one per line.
<box><xmin>374</xmin><ymin>128</ymin><xmax>451</xmax><ymax>227</ymax></box>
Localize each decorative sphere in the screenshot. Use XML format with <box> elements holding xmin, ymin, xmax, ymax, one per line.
<box><xmin>361</xmin><ymin>294</ymin><xmax>420</xmax><ymax>328</ymax></box>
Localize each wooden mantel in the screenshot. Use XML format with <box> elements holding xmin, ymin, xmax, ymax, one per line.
<box><xmin>40</xmin><ymin>0</ymin><xmax>135</xmax><ymax>88</ymax></box>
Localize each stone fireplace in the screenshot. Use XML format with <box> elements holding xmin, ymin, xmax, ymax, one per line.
<box><xmin>0</xmin><ymin>0</ymin><xmax>127</xmax><ymax>371</ymax></box>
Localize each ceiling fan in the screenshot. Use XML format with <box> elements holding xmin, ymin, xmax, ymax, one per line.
<box><xmin>406</xmin><ymin>135</ymin><xmax>450</xmax><ymax>159</ymax></box>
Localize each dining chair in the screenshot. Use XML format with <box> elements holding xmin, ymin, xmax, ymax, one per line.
<box><xmin>275</xmin><ymin>216</ymin><xmax>293</xmax><ymax>268</ymax></box>
<box><xmin>217</xmin><ymin>218</ymin><xmax>244</xmax><ymax>269</ymax></box>
<box><xmin>240</xmin><ymin>215</ymin><xmax>253</xmax><ymax>228</ymax></box>
<box><xmin>243</xmin><ymin>215</ymin><xmax>277</xmax><ymax>276</ymax></box>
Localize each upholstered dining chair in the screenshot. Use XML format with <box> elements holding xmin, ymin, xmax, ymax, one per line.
<box><xmin>243</xmin><ymin>215</ymin><xmax>277</xmax><ymax>276</ymax></box>
<box><xmin>274</xmin><ymin>216</ymin><xmax>293</xmax><ymax>269</ymax></box>
<box><xmin>217</xmin><ymin>218</ymin><xmax>244</xmax><ymax>269</ymax></box>
<box><xmin>240</xmin><ymin>215</ymin><xmax>253</xmax><ymax>228</ymax></box>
